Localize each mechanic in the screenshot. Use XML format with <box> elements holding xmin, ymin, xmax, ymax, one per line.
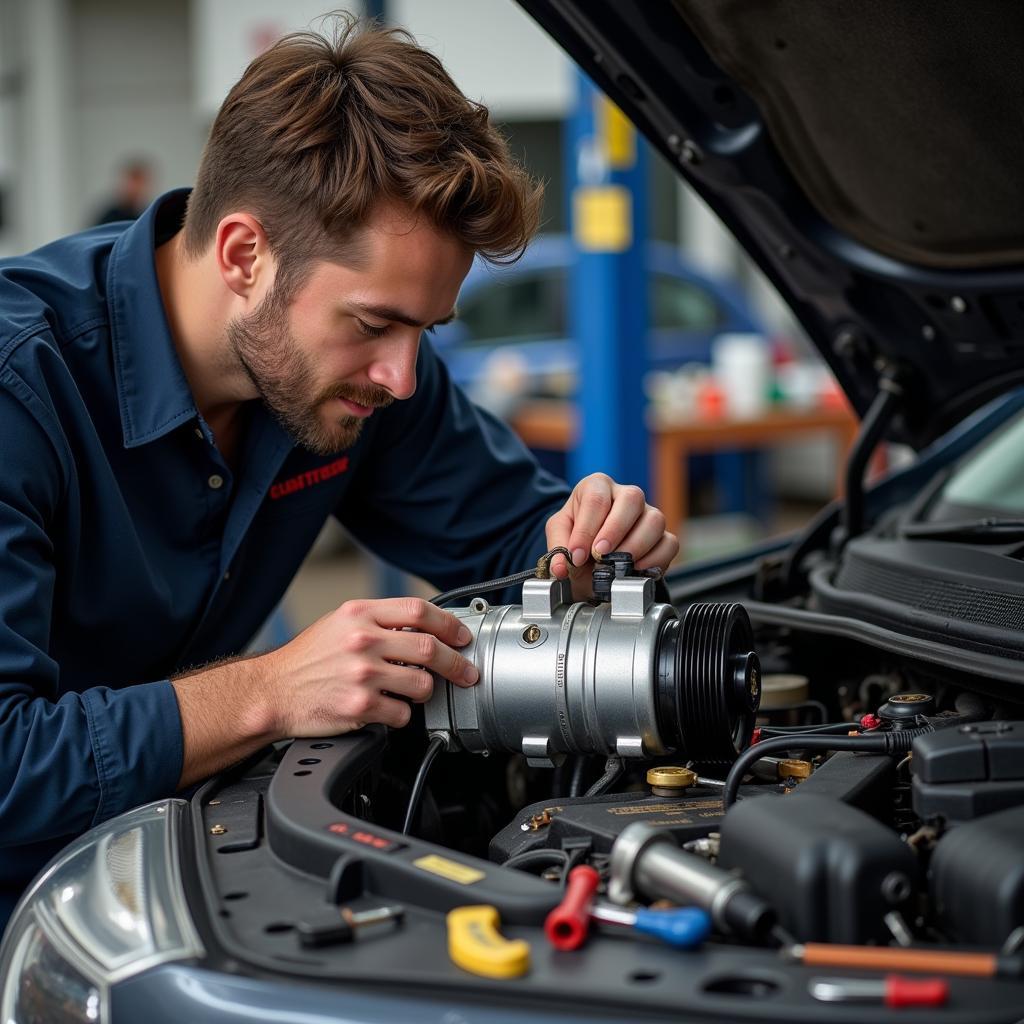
<box><xmin>0</xmin><ymin>19</ymin><xmax>677</xmax><ymax>931</ymax></box>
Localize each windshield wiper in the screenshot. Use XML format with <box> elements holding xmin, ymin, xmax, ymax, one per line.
<box><xmin>903</xmin><ymin>517</ymin><xmax>1024</xmax><ymax>542</ymax></box>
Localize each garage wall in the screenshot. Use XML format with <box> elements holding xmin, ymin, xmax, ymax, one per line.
<box><xmin>192</xmin><ymin>0</ymin><xmax>359</xmax><ymax>120</ymax></box>
<box><xmin>0</xmin><ymin>0</ymin><xmax>760</xmax><ymax>330</ymax></box>
<box><xmin>389</xmin><ymin>0</ymin><xmax>572</xmax><ymax>120</ymax></box>
<box><xmin>70</xmin><ymin>0</ymin><xmax>201</xmax><ymax>229</ymax></box>
<box><xmin>0</xmin><ymin>0</ymin><xmax>202</xmax><ymax>252</ymax></box>
<box><xmin>0</xmin><ymin>0</ymin><xmax>75</xmax><ymax>255</ymax></box>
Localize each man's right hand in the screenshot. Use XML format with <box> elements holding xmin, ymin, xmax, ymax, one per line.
<box><xmin>171</xmin><ymin>597</ymin><xmax>478</xmax><ymax>788</ymax></box>
<box><xmin>261</xmin><ymin>597</ymin><xmax>478</xmax><ymax>736</ymax></box>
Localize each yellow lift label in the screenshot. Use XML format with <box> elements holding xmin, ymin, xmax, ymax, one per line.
<box><xmin>573</xmin><ymin>186</ymin><xmax>632</xmax><ymax>253</ymax></box>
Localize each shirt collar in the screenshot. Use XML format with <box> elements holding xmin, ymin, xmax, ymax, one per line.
<box><xmin>107</xmin><ymin>188</ymin><xmax>198</xmax><ymax>448</ymax></box>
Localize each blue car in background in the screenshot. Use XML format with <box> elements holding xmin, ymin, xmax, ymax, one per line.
<box><xmin>430</xmin><ymin>235</ymin><xmax>765</xmax><ymax>399</ymax></box>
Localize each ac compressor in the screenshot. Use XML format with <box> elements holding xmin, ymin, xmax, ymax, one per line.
<box><xmin>424</xmin><ymin>554</ymin><xmax>761</xmax><ymax>766</ymax></box>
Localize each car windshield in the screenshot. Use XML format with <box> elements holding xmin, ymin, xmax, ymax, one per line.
<box><xmin>935</xmin><ymin>408</ymin><xmax>1024</xmax><ymax>515</ymax></box>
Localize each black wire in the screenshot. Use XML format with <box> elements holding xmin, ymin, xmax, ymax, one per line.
<box><xmin>758</xmin><ymin>722</ymin><xmax>862</xmax><ymax>737</ymax></box>
<box><xmin>722</xmin><ymin>728</ymin><xmax>932</xmax><ymax>809</ymax></box>
<box><xmin>583</xmin><ymin>758</ymin><xmax>624</xmax><ymax>797</ymax></box>
<box><xmin>401</xmin><ymin>735</ymin><xmax>446</xmax><ymax>835</ymax></box>
<box><xmin>430</xmin><ymin>569</ymin><xmax>540</xmax><ymax>609</ymax></box>
<box><xmin>568</xmin><ymin>755</ymin><xmax>589</xmax><ymax>797</ymax></box>
<box><xmin>558</xmin><ymin>845</ymin><xmax>591</xmax><ymax>887</ymax></box>
<box><xmin>430</xmin><ymin>547</ymin><xmax>577</xmax><ymax>608</ymax></box>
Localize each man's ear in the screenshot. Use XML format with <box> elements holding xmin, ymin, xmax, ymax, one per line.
<box><xmin>214</xmin><ymin>213</ymin><xmax>273</xmax><ymax>300</ymax></box>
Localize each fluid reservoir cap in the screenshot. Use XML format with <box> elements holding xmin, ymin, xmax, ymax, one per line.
<box><xmin>759</xmin><ymin>673</ymin><xmax>810</xmax><ymax>710</ymax></box>
<box><xmin>879</xmin><ymin>693</ymin><xmax>934</xmax><ymax>722</ymax></box>
<box><xmin>647</xmin><ymin>766</ymin><xmax>697</xmax><ymax>796</ymax></box>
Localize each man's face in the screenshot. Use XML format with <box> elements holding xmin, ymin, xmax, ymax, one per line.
<box><xmin>228</xmin><ymin>206</ymin><xmax>473</xmax><ymax>454</ymax></box>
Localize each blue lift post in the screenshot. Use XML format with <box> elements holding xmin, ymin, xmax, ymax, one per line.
<box><xmin>567</xmin><ymin>71</ymin><xmax>650</xmax><ymax>495</ymax></box>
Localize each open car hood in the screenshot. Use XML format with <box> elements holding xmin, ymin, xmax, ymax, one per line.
<box><xmin>517</xmin><ymin>0</ymin><xmax>1024</xmax><ymax>448</ymax></box>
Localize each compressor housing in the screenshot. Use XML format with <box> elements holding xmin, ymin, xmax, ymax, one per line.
<box><xmin>425</xmin><ymin>558</ymin><xmax>760</xmax><ymax>766</ymax></box>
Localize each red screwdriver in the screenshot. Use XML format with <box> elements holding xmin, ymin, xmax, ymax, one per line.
<box><xmin>810</xmin><ymin>975</ymin><xmax>949</xmax><ymax>1008</ymax></box>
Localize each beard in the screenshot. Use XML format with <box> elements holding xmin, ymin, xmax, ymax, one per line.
<box><xmin>227</xmin><ymin>287</ymin><xmax>393</xmax><ymax>455</ymax></box>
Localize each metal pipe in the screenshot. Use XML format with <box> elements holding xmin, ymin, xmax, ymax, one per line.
<box><xmin>609</xmin><ymin>823</ymin><xmax>776</xmax><ymax>940</ymax></box>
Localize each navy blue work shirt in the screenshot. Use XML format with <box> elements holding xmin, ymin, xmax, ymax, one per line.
<box><xmin>0</xmin><ymin>190</ymin><xmax>570</xmax><ymax>928</ymax></box>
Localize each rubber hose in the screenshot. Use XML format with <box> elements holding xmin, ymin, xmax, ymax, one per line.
<box><xmin>722</xmin><ymin>727</ymin><xmax>933</xmax><ymax>808</ymax></box>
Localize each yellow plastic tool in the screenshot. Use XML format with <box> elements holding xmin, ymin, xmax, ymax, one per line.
<box><xmin>446</xmin><ymin>905</ymin><xmax>531</xmax><ymax>979</ymax></box>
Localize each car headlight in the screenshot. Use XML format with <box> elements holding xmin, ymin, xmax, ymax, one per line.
<box><xmin>0</xmin><ymin>800</ymin><xmax>202</xmax><ymax>1023</ymax></box>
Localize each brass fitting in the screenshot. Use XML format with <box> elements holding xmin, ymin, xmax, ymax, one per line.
<box><xmin>535</xmin><ymin>547</ymin><xmax>574</xmax><ymax>579</ymax></box>
<box><xmin>521</xmin><ymin>809</ymin><xmax>554</xmax><ymax>832</ymax></box>
<box><xmin>777</xmin><ymin>759</ymin><xmax>812</xmax><ymax>781</ymax></box>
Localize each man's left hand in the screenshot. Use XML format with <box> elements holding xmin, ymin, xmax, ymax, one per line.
<box><xmin>545</xmin><ymin>473</ymin><xmax>679</xmax><ymax>600</ymax></box>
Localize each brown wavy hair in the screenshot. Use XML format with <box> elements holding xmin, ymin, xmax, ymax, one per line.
<box><xmin>183</xmin><ymin>15</ymin><xmax>542</xmax><ymax>296</ymax></box>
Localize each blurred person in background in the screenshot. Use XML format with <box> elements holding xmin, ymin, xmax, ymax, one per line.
<box><xmin>0</xmin><ymin>16</ymin><xmax>678</xmax><ymax>931</ymax></box>
<box><xmin>91</xmin><ymin>156</ymin><xmax>155</xmax><ymax>226</ymax></box>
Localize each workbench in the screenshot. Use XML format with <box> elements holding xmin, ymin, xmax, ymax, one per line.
<box><xmin>510</xmin><ymin>401</ymin><xmax>860</xmax><ymax>540</ymax></box>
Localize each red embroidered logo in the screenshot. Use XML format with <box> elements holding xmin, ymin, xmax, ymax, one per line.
<box><xmin>269</xmin><ymin>456</ymin><xmax>349</xmax><ymax>500</ymax></box>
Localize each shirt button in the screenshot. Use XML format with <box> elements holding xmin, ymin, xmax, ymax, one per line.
<box><xmin>223</xmin><ymin>570</ymin><xmax>231</xmax><ymax>580</ymax></box>
<box><xmin>208</xmin><ymin>474</ymin><xmax>224</xmax><ymax>490</ymax></box>
<box><xmin>194</xmin><ymin>427</ymin><xmax>204</xmax><ymax>440</ymax></box>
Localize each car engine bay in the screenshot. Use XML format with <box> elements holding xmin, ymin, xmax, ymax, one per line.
<box><xmin>178</xmin><ymin>2</ymin><xmax>1024</xmax><ymax>1013</ymax></box>
<box><xmin>186</xmin><ymin>424</ymin><xmax>1024</xmax><ymax>1021</ymax></box>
